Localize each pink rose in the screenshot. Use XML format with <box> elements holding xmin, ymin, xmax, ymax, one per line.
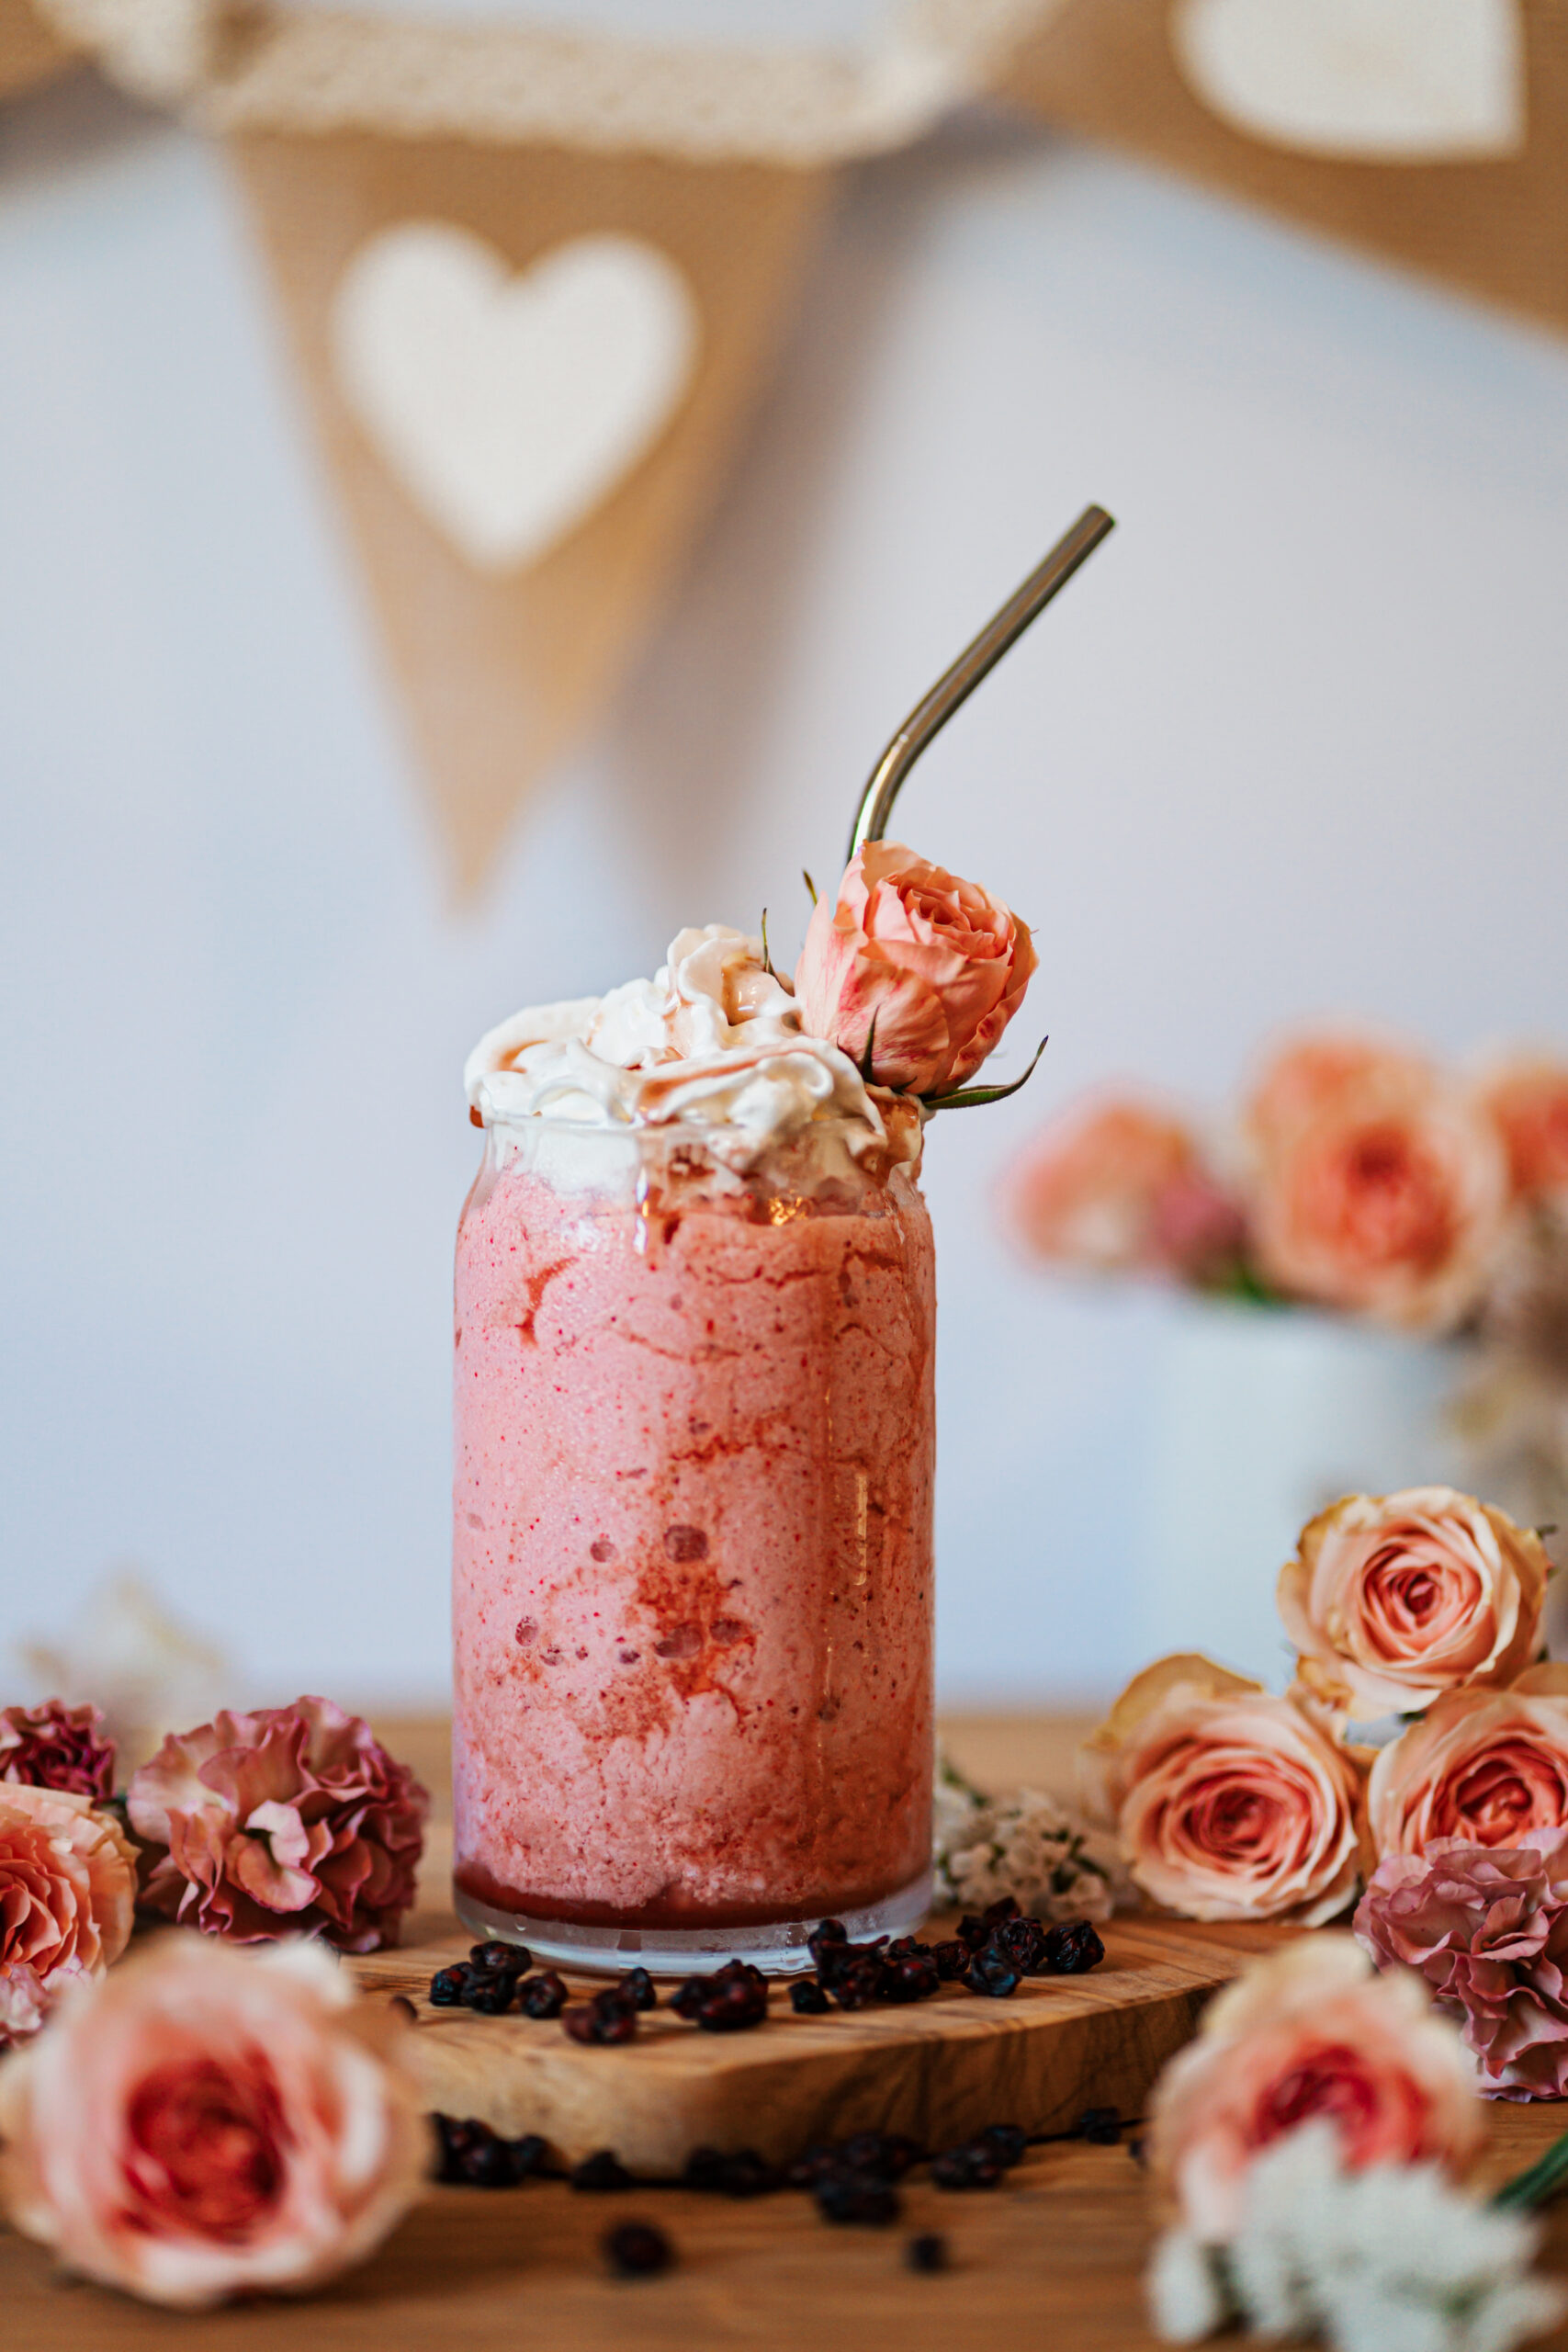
<box><xmin>1250</xmin><ymin>1053</ymin><xmax>1510</xmax><ymax>1332</ymax></box>
<box><xmin>1280</xmin><ymin>1487</ymin><xmax>1550</xmax><ymax>1722</ymax></box>
<box><xmin>793</xmin><ymin>841</ymin><xmax>1037</xmax><ymax>1096</ymax></box>
<box><xmin>129</xmin><ymin>1697</ymin><xmax>427</xmax><ymax>1953</ymax></box>
<box><xmin>1149</xmin><ymin>1934</ymin><xmax>1483</xmax><ymax>2242</ymax></box>
<box><xmin>0</xmin><ymin>1934</ymin><xmax>429</xmax><ymax>2309</ymax></box>
<box><xmin>1080</xmin><ymin>1655</ymin><xmax>1366</xmax><ymax>1925</ymax></box>
<box><xmin>1006</xmin><ymin>1095</ymin><xmax>1246</xmax><ymax>1280</ymax></box>
<box><xmin>1246</xmin><ymin>1031</ymin><xmax>1435</xmax><ymax>1159</ymax></box>
<box><xmin>0</xmin><ymin>1699</ymin><xmax>115</xmax><ymax>1800</ymax></box>
<box><xmin>0</xmin><ymin>1783</ymin><xmax>137</xmax><ymax>2047</ymax></box>
<box><xmin>1475</xmin><ymin>1057</ymin><xmax>1568</xmax><ymax>1203</ymax></box>
<box><xmin>1368</xmin><ymin>1666</ymin><xmax>1568</xmax><ymax>1859</ymax></box>
<box><xmin>1356</xmin><ymin>1832</ymin><xmax>1568</xmax><ymax>2100</ymax></box>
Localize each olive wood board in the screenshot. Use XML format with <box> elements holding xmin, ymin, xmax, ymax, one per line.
<box><xmin>350</xmin><ymin>1915</ymin><xmax>1292</xmax><ymax>2177</ymax></box>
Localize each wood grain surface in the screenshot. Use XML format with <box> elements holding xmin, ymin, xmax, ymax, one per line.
<box><xmin>6</xmin><ymin>1714</ymin><xmax>1568</xmax><ymax>2352</ymax></box>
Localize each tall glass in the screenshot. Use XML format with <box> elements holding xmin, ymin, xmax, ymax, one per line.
<box><xmin>451</xmin><ymin>1113</ymin><xmax>935</xmax><ymax>1972</ymax></box>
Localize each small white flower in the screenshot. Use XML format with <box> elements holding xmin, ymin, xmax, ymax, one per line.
<box><xmin>1148</xmin><ymin>2228</ymin><xmax>1232</xmax><ymax>2344</ymax></box>
<box><xmin>931</xmin><ymin>1751</ymin><xmax>1129</xmax><ymax>1921</ymax></box>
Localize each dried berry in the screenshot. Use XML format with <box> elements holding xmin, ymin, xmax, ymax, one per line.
<box><xmin>790</xmin><ymin>1978</ymin><xmax>829</xmax><ymax>2015</ymax></box>
<box><xmin>906</xmin><ymin>2231</ymin><xmax>949</xmax><ymax>2274</ymax></box>
<box><xmin>1126</xmin><ymin>2136</ymin><xmax>1149</xmax><ymax>2168</ymax></box>
<box><xmin>572</xmin><ymin>2149</ymin><xmax>633</xmax><ymax>2191</ymax></box>
<box><xmin>881</xmin><ymin>1953</ymin><xmax>940</xmax><ymax>2004</ymax></box>
<box><xmin>429</xmin><ymin>1965</ymin><xmax>472</xmax><ymax>2007</ymax></box>
<box><xmin>814</xmin><ymin>2168</ymin><xmax>901</xmax><ymax>2225</ymax></box>
<box><xmin>434</xmin><ymin>2115</ymin><xmax>548</xmax><ymax>2188</ymax></box>
<box><xmin>977</xmin><ymin>2123</ymin><xmax>1028</xmax><ymax>2168</ymax></box>
<box><xmin>983</xmin><ymin>1895</ymin><xmax>1021</xmax><ymax>1927</ymax></box>
<box><xmin>564</xmin><ymin>1989</ymin><xmax>639</xmax><ymax>2046</ymax></box>
<box><xmin>884</xmin><ymin>1937</ymin><xmax>934</xmax><ymax>1962</ymax></box>
<box><xmin>671</xmin><ymin>1975</ymin><xmax>709</xmax><ymax>2020</ymax></box>
<box><xmin>930</xmin><ymin>2140</ymin><xmax>1003</xmax><ymax>2190</ymax></box>
<box><xmin>682</xmin><ymin>2145</ymin><xmax>779</xmax><ymax>2197</ymax></box>
<box><xmin>458</xmin><ymin>2133</ymin><xmax>516</xmax><ymax>2187</ymax></box>
<box><xmin>470</xmin><ymin>1940</ymin><xmax>530</xmax><ymax>1974</ymax></box>
<box><xmin>506</xmin><ymin>2132</ymin><xmax>548</xmax><ymax>2179</ymax></box>
<box><xmin>604</xmin><ymin>2220</ymin><xmax>673</xmax><ymax>2278</ymax></box>
<box><xmin>808</xmin><ymin>1918</ymin><xmax>849</xmax><ymax>1959</ymax></box>
<box><xmin>694</xmin><ymin>1975</ymin><xmax>768</xmax><ymax>2033</ymax></box>
<box><xmin>989</xmin><ymin>1916</ymin><xmax>1051</xmax><ymax>1975</ymax></box>
<box><xmin>931</xmin><ymin>1939</ymin><xmax>969</xmax><ymax>1982</ymax></box>
<box><xmin>465</xmin><ymin>1975</ymin><xmax>515</xmax><ymax>2017</ymax></box>
<box><xmin>1042</xmin><ymin>1919</ymin><xmax>1105</xmax><ymax>1976</ymax></box>
<box><xmin>964</xmin><ymin>1946</ymin><xmax>1021</xmax><ymax>1999</ymax></box>
<box><xmin>517</xmin><ymin>1970</ymin><xmax>569</xmax><ymax>2020</ymax></box>
<box><xmin>785</xmin><ymin>2144</ymin><xmax>839</xmax><ymax>2189</ymax></box>
<box><xmin>620</xmin><ymin>1966</ymin><xmax>658</xmax><ymax>2012</ymax></box>
<box><xmin>837</xmin><ymin>2132</ymin><xmax>923</xmax><ymax>2183</ymax></box>
<box><xmin>1077</xmin><ymin>2106</ymin><xmax>1121</xmax><ymax>2145</ymax></box>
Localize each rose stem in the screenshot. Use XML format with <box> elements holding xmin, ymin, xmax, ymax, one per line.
<box><xmin>848</xmin><ymin>503</ymin><xmax>1116</xmax><ymax>862</ymax></box>
<box><xmin>1494</xmin><ymin>2129</ymin><xmax>1568</xmax><ymax>2211</ymax></box>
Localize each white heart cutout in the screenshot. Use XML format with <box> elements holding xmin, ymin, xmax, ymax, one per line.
<box><xmin>331</xmin><ymin>225</ymin><xmax>701</xmax><ymax>575</ymax></box>
<box><xmin>1172</xmin><ymin>0</ymin><xmax>1526</xmax><ymax>160</ymax></box>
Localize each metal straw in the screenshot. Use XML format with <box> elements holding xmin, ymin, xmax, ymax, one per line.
<box><xmin>849</xmin><ymin>503</ymin><xmax>1116</xmax><ymax>861</ymax></box>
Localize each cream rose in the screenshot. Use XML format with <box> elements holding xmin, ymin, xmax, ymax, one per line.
<box><xmin>0</xmin><ymin>1784</ymin><xmax>136</xmax><ymax>2045</ymax></box>
<box><xmin>0</xmin><ymin>1934</ymin><xmax>429</xmax><ymax>2309</ymax></box>
<box><xmin>794</xmin><ymin>841</ymin><xmax>1037</xmax><ymax>1097</ymax></box>
<box><xmin>1080</xmin><ymin>1656</ymin><xmax>1366</xmax><ymax>1925</ymax></box>
<box><xmin>1149</xmin><ymin>1934</ymin><xmax>1483</xmax><ymax>2244</ymax></box>
<box><xmin>1246</xmin><ymin>1032</ymin><xmax>1434</xmax><ymax>1159</ymax></box>
<box><xmin>1368</xmin><ymin>1664</ymin><xmax>1568</xmax><ymax>1860</ymax></box>
<box><xmin>1249</xmin><ymin>1051</ymin><xmax>1509</xmax><ymax>1332</ymax></box>
<box><xmin>1005</xmin><ymin>1095</ymin><xmax>1245</xmax><ymax>1280</ymax></box>
<box><xmin>1280</xmin><ymin>1487</ymin><xmax>1549</xmax><ymax>1722</ymax></box>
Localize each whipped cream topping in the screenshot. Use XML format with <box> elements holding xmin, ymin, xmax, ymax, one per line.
<box><xmin>466</xmin><ymin>926</ymin><xmax>912</xmax><ymax>1170</ymax></box>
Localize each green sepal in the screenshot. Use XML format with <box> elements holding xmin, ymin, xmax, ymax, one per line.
<box><xmin>922</xmin><ymin>1035</ymin><xmax>1048</xmax><ymax>1112</ymax></box>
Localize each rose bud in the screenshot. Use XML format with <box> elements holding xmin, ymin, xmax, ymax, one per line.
<box><xmin>0</xmin><ymin>1934</ymin><xmax>429</xmax><ymax>2309</ymax></box>
<box><xmin>794</xmin><ymin>842</ymin><xmax>1036</xmax><ymax>1098</ymax></box>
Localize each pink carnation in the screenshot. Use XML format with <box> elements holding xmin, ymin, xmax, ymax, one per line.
<box><xmin>0</xmin><ymin>1700</ymin><xmax>115</xmax><ymax>1800</ymax></box>
<box><xmin>128</xmin><ymin>1698</ymin><xmax>427</xmax><ymax>1954</ymax></box>
<box><xmin>1356</xmin><ymin>1832</ymin><xmax>1568</xmax><ymax>2100</ymax></box>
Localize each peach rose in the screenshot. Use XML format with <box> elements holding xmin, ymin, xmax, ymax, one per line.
<box><xmin>1006</xmin><ymin>1095</ymin><xmax>1246</xmax><ymax>1280</ymax></box>
<box><xmin>1250</xmin><ymin>1055</ymin><xmax>1510</xmax><ymax>1332</ymax></box>
<box><xmin>1280</xmin><ymin>1487</ymin><xmax>1550</xmax><ymax>1722</ymax></box>
<box><xmin>0</xmin><ymin>1934</ymin><xmax>429</xmax><ymax>2309</ymax></box>
<box><xmin>1368</xmin><ymin>1664</ymin><xmax>1568</xmax><ymax>1860</ymax></box>
<box><xmin>0</xmin><ymin>1783</ymin><xmax>136</xmax><ymax>2046</ymax></box>
<box><xmin>793</xmin><ymin>841</ymin><xmax>1037</xmax><ymax>1096</ymax></box>
<box><xmin>1148</xmin><ymin>1933</ymin><xmax>1483</xmax><ymax>2243</ymax></box>
<box><xmin>1080</xmin><ymin>1656</ymin><xmax>1366</xmax><ymax>1925</ymax></box>
<box><xmin>1475</xmin><ymin>1056</ymin><xmax>1568</xmax><ymax>1203</ymax></box>
<box><xmin>1246</xmin><ymin>1031</ymin><xmax>1434</xmax><ymax>1159</ymax></box>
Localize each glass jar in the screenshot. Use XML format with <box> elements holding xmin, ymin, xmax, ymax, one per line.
<box><xmin>451</xmin><ymin>1112</ymin><xmax>935</xmax><ymax>1973</ymax></box>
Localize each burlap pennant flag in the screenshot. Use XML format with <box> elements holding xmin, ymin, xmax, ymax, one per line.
<box><xmin>1004</xmin><ymin>0</ymin><xmax>1568</xmax><ymax>334</ymax></box>
<box><xmin>227</xmin><ymin>129</ymin><xmax>832</xmax><ymax>898</ymax></box>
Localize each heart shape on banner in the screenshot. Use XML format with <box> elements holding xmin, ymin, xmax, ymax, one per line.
<box><xmin>331</xmin><ymin>225</ymin><xmax>701</xmax><ymax>575</ymax></box>
<box><xmin>1172</xmin><ymin>0</ymin><xmax>1525</xmax><ymax>160</ymax></box>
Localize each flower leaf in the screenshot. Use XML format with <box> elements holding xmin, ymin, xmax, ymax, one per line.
<box><xmin>858</xmin><ymin>1010</ymin><xmax>879</xmax><ymax>1086</ymax></box>
<box><xmin>803</xmin><ymin>868</ymin><xmax>818</xmax><ymax>908</ymax></box>
<box><xmin>760</xmin><ymin>909</ymin><xmax>775</xmax><ymax>978</ymax></box>
<box><xmin>922</xmin><ymin>1036</ymin><xmax>1048</xmax><ymax>1113</ymax></box>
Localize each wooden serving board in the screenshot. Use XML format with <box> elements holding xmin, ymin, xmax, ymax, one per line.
<box><xmin>351</xmin><ymin>1916</ymin><xmax>1290</xmax><ymax>2177</ymax></box>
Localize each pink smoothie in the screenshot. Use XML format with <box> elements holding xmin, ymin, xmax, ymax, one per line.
<box><xmin>451</xmin><ymin>1143</ymin><xmax>935</xmax><ymax>1928</ymax></box>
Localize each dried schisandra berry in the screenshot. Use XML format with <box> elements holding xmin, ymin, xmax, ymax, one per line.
<box><xmin>906</xmin><ymin>2231</ymin><xmax>949</xmax><ymax>2274</ymax></box>
<box><xmin>674</xmin><ymin>1959</ymin><xmax>769</xmax><ymax>2033</ymax></box>
<box><xmin>429</xmin><ymin>1965</ymin><xmax>472</xmax><ymax>2007</ymax></box>
<box><xmin>785</xmin><ymin>2144</ymin><xmax>839</xmax><ymax>2189</ymax></box>
<box><xmin>827</xmin><ymin>1954</ymin><xmax>885</xmax><ymax>2011</ymax></box>
<box><xmin>958</xmin><ymin>1896</ymin><xmax>1021</xmax><ymax>1951</ymax></box>
<box><xmin>930</xmin><ymin>2140</ymin><xmax>1004</xmax><ymax>2190</ymax></box>
<box><xmin>571</xmin><ymin>2149</ymin><xmax>633</xmax><ymax>2191</ymax></box>
<box><xmin>964</xmin><ymin>1945</ymin><xmax>1021</xmax><ymax>1999</ymax></box>
<box><xmin>517</xmin><ymin>1970</ymin><xmax>569</xmax><ymax>2019</ymax></box>
<box><xmin>977</xmin><ymin>2123</ymin><xmax>1028</xmax><ymax>2168</ymax></box>
<box><xmin>564</xmin><ymin>1988</ymin><xmax>639</xmax><ymax>2046</ymax></box>
<box><xmin>1126</xmin><ymin>2135</ymin><xmax>1149</xmax><ymax>2168</ymax></box>
<box><xmin>814</xmin><ymin>2168</ymin><xmax>901</xmax><ymax>2225</ymax></box>
<box><xmin>807</xmin><ymin>1918</ymin><xmax>850</xmax><ymax>1962</ymax></box>
<box><xmin>1076</xmin><ymin>2106</ymin><xmax>1121</xmax><ymax>2145</ymax></box>
<box><xmin>604</xmin><ymin>2220</ymin><xmax>673</xmax><ymax>2278</ymax></box>
<box><xmin>790</xmin><ymin>1978</ymin><xmax>829</xmax><ymax>2015</ymax></box>
<box><xmin>989</xmin><ymin>1915</ymin><xmax>1051</xmax><ymax>1975</ymax></box>
<box><xmin>931</xmin><ymin>1939</ymin><xmax>969</xmax><ymax>1982</ymax></box>
<box><xmin>506</xmin><ymin>2132</ymin><xmax>548</xmax><ymax>2179</ymax></box>
<box><xmin>433</xmin><ymin>2115</ymin><xmax>549</xmax><ymax>2188</ymax></box>
<box><xmin>470</xmin><ymin>1940</ymin><xmax>530</xmax><ymax>1974</ymax></box>
<box><xmin>880</xmin><ymin>1952</ymin><xmax>940</xmax><ymax>2004</ymax></box>
<box><xmin>682</xmin><ymin>2146</ymin><xmax>780</xmax><ymax>2198</ymax></box>
<box><xmin>836</xmin><ymin>2132</ymin><xmax>923</xmax><ymax>2183</ymax></box>
<box><xmin>620</xmin><ymin>1966</ymin><xmax>658</xmax><ymax>2012</ymax></box>
<box><xmin>465</xmin><ymin>1974</ymin><xmax>515</xmax><ymax>2017</ymax></box>
<box><xmin>1042</xmin><ymin>1919</ymin><xmax>1105</xmax><ymax>1975</ymax></box>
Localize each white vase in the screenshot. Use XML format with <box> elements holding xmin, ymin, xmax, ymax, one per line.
<box><xmin>1134</xmin><ymin>1297</ymin><xmax>1466</xmax><ymax>1690</ymax></box>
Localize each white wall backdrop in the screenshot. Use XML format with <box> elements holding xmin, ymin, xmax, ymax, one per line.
<box><xmin>4</xmin><ymin>49</ymin><xmax>1568</xmax><ymax>1708</ymax></box>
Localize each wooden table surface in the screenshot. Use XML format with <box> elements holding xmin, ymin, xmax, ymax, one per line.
<box><xmin>7</xmin><ymin>1714</ymin><xmax>1568</xmax><ymax>2352</ymax></box>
